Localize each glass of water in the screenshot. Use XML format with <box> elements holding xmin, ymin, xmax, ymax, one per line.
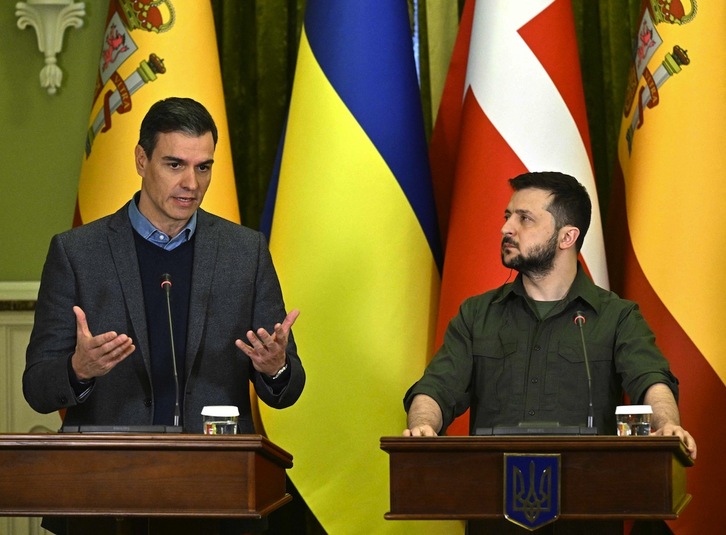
<box><xmin>202</xmin><ymin>405</ymin><xmax>239</xmax><ymax>435</ymax></box>
<box><xmin>615</xmin><ymin>405</ymin><xmax>652</xmax><ymax>436</ymax></box>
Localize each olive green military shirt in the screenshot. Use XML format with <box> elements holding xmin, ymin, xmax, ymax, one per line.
<box><xmin>404</xmin><ymin>264</ymin><xmax>679</xmax><ymax>435</ymax></box>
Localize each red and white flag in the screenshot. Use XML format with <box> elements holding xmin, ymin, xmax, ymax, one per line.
<box><xmin>430</xmin><ymin>0</ymin><xmax>607</xmax><ymax>435</ymax></box>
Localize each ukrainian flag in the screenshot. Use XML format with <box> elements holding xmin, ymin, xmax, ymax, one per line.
<box><xmin>260</xmin><ymin>1</ymin><xmax>458</xmax><ymax>532</ymax></box>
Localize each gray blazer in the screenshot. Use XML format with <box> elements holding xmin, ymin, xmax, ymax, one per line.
<box><xmin>24</xmin><ymin>202</ymin><xmax>305</xmax><ymax>433</ymax></box>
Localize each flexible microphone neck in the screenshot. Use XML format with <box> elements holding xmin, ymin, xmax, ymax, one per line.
<box><xmin>574</xmin><ymin>311</ymin><xmax>595</xmax><ymax>430</ymax></box>
<box><xmin>161</xmin><ymin>273</ymin><xmax>181</xmax><ymax>427</ymax></box>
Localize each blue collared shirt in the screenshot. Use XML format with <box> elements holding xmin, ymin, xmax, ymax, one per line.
<box><xmin>128</xmin><ymin>195</ymin><xmax>197</xmax><ymax>250</ymax></box>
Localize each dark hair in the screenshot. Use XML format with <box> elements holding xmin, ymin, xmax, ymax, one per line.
<box><xmin>508</xmin><ymin>171</ymin><xmax>591</xmax><ymax>252</ymax></box>
<box><xmin>138</xmin><ymin>97</ymin><xmax>218</xmax><ymax>159</ymax></box>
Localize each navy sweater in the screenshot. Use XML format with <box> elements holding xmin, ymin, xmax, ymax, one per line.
<box><xmin>134</xmin><ymin>232</ymin><xmax>194</xmax><ymax>425</ymax></box>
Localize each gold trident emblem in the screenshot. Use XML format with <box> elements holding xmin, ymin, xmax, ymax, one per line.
<box><xmin>512</xmin><ymin>460</ymin><xmax>553</xmax><ymax>524</ymax></box>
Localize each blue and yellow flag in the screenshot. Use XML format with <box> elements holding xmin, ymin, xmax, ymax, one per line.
<box><xmin>260</xmin><ymin>1</ymin><xmax>457</xmax><ymax>532</ymax></box>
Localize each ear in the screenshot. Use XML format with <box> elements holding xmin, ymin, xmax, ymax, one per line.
<box><xmin>559</xmin><ymin>226</ymin><xmax>580</xmax><ymax>251</ymax></box>
<box><xmin>134</xmin><ymin>145</ymin><xmax>147</xmax><ymax>176</ymax></box>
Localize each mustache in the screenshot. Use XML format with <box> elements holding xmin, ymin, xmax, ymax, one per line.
<box><xmin>501</xmin><ymin>237</ymin><xmax>517</xmax><ymax>247</ymax></box>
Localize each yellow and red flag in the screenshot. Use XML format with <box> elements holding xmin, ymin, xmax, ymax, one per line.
<box><xmin>430</xmin><ymin>0</ymin><xmax>607</xmax><ymax>435</ymax></box>
<box><xmin>76</xmin><ymin>0</ymin><xmax>238</xmax><ymax>226</ymax></box>
<box><xmin>608</xmin><ymin>1</ymin><xmax>726</xmax><ymax>532</ymax></box>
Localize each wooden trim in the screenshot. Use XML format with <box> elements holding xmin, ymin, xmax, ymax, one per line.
<box><xmin>0</xmin><ymin>433</ymin><xmax>293</xmax><ymax>517</ymax></box>
<box><xmin>0</xmin><ymin>282</ymin><xmax>39</xmax><ymax>310</ymax></box>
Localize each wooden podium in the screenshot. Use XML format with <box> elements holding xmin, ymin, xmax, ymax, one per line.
<box><xmin>381</xmin><ymin>436</ymin><xmax>693</xmax><ymax>534</ymax></box>
<box><xmin>0</xmin><ymin>433</ymin><xmax>292</xmax><ymax>534</ymax></box>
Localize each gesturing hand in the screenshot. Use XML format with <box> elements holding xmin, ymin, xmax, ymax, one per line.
<box><xmin>235</xmin><ymin>309</ymin><xmax>300</xmax><ymax>376</ymax></box>
<box><xmin>70</xmin><ymin>306</ymin><xmax>135</xmax><ymax>380</ymax></box>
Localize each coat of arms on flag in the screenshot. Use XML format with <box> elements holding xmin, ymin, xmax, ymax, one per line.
<box><xmin>623</xmin><ymin>0</ymin><xmax>697</xmax><ymax>152</ymax></box>
<box><xmin>85</xmin><ymin>0</ymin><xmax>176</xmax><ymax>156</ymax></box>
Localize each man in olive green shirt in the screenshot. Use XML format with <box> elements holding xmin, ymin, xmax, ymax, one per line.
<box><xmin>404</xmin><ymin>171</ymin><xmax>697</xmax><ymax>459</ymax></box>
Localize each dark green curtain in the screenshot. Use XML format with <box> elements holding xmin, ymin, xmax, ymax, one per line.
<box><xmin>208</xmin><ymin>2</ymin><xmax>643</xmax><ymax>533</ymax></box>
<box><xmin>211</xmin><ymin>0</ymin><xmax>306</xmax><ymax>229</ymax></box>
<box><xmin>571</xmin><ymin>0</ymin><xmax>642</xmax><ymax>217</ymax></box>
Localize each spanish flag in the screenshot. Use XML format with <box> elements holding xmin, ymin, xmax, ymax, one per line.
<box><xmin>259</xmin><ymin>1</ymin><xmax>457</xmax><ymax>532</ymax></box>
<box><xmin>76</xmin><ymin>0</ymin><xmax>238</xmax><ymax>226</ymax></box>
<box><xmin>608</xmin><ymin>1</ymin><xmax>726</xmax><ymax>532</ymax></box>
<box><xmin>430</xmin><ymin>0</ymin><xmax>607</xmax><ymax>435</ymax></box>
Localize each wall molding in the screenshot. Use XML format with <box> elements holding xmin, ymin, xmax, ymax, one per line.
<box><xmin>0</xmin><ymin>281</ymin><xmax>40</xmax><ymax>309</ymax></box>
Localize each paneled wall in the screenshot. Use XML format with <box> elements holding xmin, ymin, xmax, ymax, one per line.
<box><xmin>1</xmin><ymin>284</ymin><xmax>58</xmax><ymax>534</ymax></box>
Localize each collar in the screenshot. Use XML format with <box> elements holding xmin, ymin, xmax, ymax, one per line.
<box><xmin>494</xmin><ymin>263</ymin><xmax>602</xmax><ymax>315</ymax></box>
<box><xmin>128</xmin><ymin>192</ymin><xmax>197</xmax><ymax>250</ymax></box>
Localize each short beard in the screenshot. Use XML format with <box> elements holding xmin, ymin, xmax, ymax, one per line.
<box><xmin>501</xmin><ymin>231</ymin><xmax>559</xmax><ymax>278</ymax></box>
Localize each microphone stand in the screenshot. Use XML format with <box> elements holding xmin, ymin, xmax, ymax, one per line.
<box><xmin>574</xmin><ymin>312</ymin><xmax>595</xmax><ymax>430</ymax></box>
<box><xmin>161</xmin><ymin>273</ymin><xmax>181</xmax><ymax>428</ymax></box>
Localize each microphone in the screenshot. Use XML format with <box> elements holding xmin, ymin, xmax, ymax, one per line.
<box><xmin>161</xmin><ymin>273</ymin><xmax>181</xmax><ymax>427</ymax></box>
<box><xmin>573</xmin><ymin>311</ymin><xmax>596</xmax><ymax>432</ymax></box>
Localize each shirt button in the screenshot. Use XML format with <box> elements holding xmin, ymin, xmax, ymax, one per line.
<box><xmin>531</xmin><ymin>377</ymin><xmax>539</xmax><ymax>384</ymax></box>
<box><xmin>533</xmin><ymin>345</ymin><xmax>541</xmax><ymax>351</ymax></box>
<box><xmin>528</xmin><ymin>410</ymin><xmax>536</xmax><ymax>416</ymax></box>
<box><xmin>144</xmin><ymin>398</ymin><xmax>152</xmax><ymax>407</ymax></box>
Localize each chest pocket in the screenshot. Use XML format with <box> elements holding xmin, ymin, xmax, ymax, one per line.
<box><xmin>548</xmin><ymin>340</ymin><xmax>614</xmax><ymax>410</ymax></box>
<box><xmin>472</xmin><ymin>335</ymin><xmax>520</xmax><ymax>411</ymax></box>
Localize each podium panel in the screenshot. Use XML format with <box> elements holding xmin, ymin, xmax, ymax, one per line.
<box><xmin>381</xmin><ymin>436</ymin><xmax>692</xmax><ymax>524</ymax></box>
<box><xmin>0</xmin><ymin>434</ymin><xmax>292</xmax><ymax>518</ymax></box>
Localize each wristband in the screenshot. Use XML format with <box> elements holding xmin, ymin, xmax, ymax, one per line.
<box><xmin>271</xmin><ymin>362</ymin><xmax>288</xmax><ymax>380</ymax></box>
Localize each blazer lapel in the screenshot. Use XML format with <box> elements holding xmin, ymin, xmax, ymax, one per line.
<box><xmin>107</xmin><ymin>205</ymin><xmax>151</xmax><ymax>374</ymax></box>
<box><xmin>186</xmin><ymin>209</ymin><xmax>218</xmax><ymax>376</ymax></box>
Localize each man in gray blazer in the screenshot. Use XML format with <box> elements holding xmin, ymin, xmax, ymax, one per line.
<box><xmin>24</xmin><ymin>97</ymin><xmax>305</xmax><ymax>436</ymax></box>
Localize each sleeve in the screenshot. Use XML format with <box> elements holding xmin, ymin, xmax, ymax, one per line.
<box><xmin>23</xmin><ymin>234</ymin><xmax>84</xmax><ymax>414</ymax></box>
<box><xmin>614</xmin><ymin>302</ymin><xmax>679</xmax><ymax>405</ymax></box>
<box><xmin>403</xmin><ymin>301</ymin><xmax>477</xmax><ymax>432</ymax></box>
<box><xmin>248</xmin><ymin>233</ymin><xmax>305</xmax><ymax>408</ymax></box>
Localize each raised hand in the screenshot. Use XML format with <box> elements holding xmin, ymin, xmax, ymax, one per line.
<box><xmin>235</xmin><ymin>309</ymin><xmax>300</xmax><ymax>376</ymax></box>
<box><xmin>70</xmin><ymin>306</ymin><xmax>135</xmax><ymax>380</ymax></box>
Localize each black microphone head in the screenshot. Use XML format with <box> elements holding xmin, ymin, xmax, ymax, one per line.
<box><xmin>161</xmin><ymin>273</ymin><xmax>172</xmax><ymax>289</ymax></box>
<box><xmin>573</xmin><ymin>311</ymin><xmax>586</xmax><ymax>325</ymax></box>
